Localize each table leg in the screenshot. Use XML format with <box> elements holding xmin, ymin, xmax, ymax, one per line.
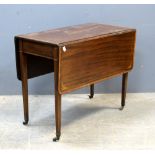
<box><xmin>120</xmin><ymin>72</ymin><xmax>128</xmax><ymax>110</ymax></box>
<box><xmin>19</xmin><ymin>52</ymin><xmax>29</xmax><ymax>125</ymax></box>
<box><xmin>53</xmin><ymin>60</ymin><xmax>61</xmax><ymax>142</ymax></box>
<box><xmin>89</xmin><ymin>84</ymin><xmax>94</xmax><ymax>99</ymax></box>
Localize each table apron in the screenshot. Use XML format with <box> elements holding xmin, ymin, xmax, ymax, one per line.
<box><xmin>22</xmin><ymin>40</ymin><xmax>57</xmax><ymax>60</ymax></box>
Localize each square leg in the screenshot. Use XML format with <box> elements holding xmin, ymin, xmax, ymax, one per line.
<box><xmin>120</xmin><ymin>72</ymin><xmax>128</xmax><ymax>110</ymax></box>
<box><xmin>89</xmin><ymin>84</ymin><xmax>94</xmax><ymax>99</ymax></box>
<box><xmin>53</xmin><ymin>59</ymin><xmax>61</xmax><ymax>142</ymax></box>
<box><xmin>19</xmin><ymin>52</ymin><xmax>29</xmax><ymax>125</ymax></box>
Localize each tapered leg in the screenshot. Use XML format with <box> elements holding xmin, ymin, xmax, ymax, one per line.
<box><xmin>19</xmin><ymin>52</ymin><xmax>29</xmax><ymax>125</ymax></box>
<box><xmin>53</xmin><ymin>91</ymin><xmax>61</xmax><ymax>141</ymax></box>
<box><xmin>120</xmin><ymin>72</ymin><xmax>128</xmax><ymax>110</ymax></box>
<box><xmin>89</xmin><ymin>84</ymin><xmax>94</xmax><ymax>99</ymax></box>
<box><xmin>53</xmin><ymin>60</ymin><xmax>61</xmax><ymax>142</ymax></box>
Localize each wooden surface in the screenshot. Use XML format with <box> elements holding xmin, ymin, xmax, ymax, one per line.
<box><xmin>59</xmin><ymin>31</ymin><xmax>136</xmax><ymax>93</ymax></box>
<box><xmin>22</xmin><ymin>40</ymin><xmax>55</xmax><ymax>59</ymax></box>
<box><xmin>15</xmin><ymin>23</ymin><xmax>136</xmax><ymax>94</ymax></box>
<box><xmin>19</xmin><ymin>40</ymin><xmax>29</xmax><ymax>125</ymax></box>
<box><xmin>15</xmin><ymin>23</ymin><xmax>136</xmax><ymax>141</ymax></box>
<box><xmin>16</xmin><ymin>23</ymin><xmax>135</xmax><ymax>45</ymax></box>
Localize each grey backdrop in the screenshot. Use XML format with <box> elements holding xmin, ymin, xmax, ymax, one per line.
<box><xmin>0</xmin><ymin>4</ymin><xmax>155</xmax><ymax>95</ymax></box>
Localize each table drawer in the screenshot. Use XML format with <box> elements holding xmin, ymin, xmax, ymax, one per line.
<box><xmin>22</xmin><ymin>40</ymin><xmax>54</xmax><ymax>59</ymax></box>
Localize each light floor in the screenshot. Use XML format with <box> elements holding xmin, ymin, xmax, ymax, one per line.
<box><xmin>0</xmin><ymin>93</ymin><xmax>155</xmax><ymax>150</ymax></box>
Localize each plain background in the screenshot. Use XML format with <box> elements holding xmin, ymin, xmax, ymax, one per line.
<box><xmin>0</xmin><ymin>4</ymin><xmax>155</xmax><ymax>95</ymax></box>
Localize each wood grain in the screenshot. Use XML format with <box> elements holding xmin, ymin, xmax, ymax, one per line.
<box><xmin>22</xmin><ymin>40</ymin><xmax>57</xmax><ymax>60</ymax></box>
<box><xmin>19</xmin><ymin>40</ymin><xmax>29</xmax><ymax>124</ymax></box>
<box><xmin>16</xmin><ymin>23</ymin><xmax>135</xmax><ymax>45</ymax></box>
<box><xmin>59</xmin><ymin>31</ymin><xmax>136</xmax><ymax>94</ymax></box>
<box><xmin>15</xmin><ymin>23</ymin><xmax>136</xmax><ymax>141</ymax></box>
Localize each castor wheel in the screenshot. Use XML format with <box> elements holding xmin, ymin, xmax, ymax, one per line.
<box><xmin>23</xmin><ymin>120</ymin><xmax>28</xmax><ymax>125</ymax></box>
<box><xmin>119</xmin><ymin>106</ymin><xmax>124</xmax><ymax>111</ymax></box>
<box><xmin>53</xmin><ymin>134</ymin><xmax>60</xmax><ymax>142</ymax></box>
<box><xmin>88</xmin><ymin>94</ymin><xmax>94</xmax><ymax>99</ymax></box>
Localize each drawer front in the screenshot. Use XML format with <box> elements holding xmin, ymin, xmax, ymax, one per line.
<box><xmin>22</xmin><ymin>40</ymin><xmax>55</xmax><ymax>59</ymax></box>
<box><xmin>59</xmin><ymin>31</ymin><xmax>136</xmax><ymax>93</ymax></box>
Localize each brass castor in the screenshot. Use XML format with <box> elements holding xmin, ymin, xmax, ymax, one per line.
<box><xmin>88</xmin><ymin>94</ymin><xmax>94</xmax><ymax>99</ymax></box>
<box><xmin>119</xmin><ymin>106</ymin><xmax>124</xmax><ymax>111</ymax></box>
<box><xmin>23</xmin><ymin>120</ymin><xmax>28</xmax><ymax>125</ymax></box>
<box><xmin>53</xmin><ymin>134</ymin><xmax>60</xmax><ymax>142</ymax></box>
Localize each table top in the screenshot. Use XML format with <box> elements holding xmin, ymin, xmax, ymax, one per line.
<box><xmin>16</xmin><ymin>23</ymin><xmax>135</xmax><ymax>46</ymax></box>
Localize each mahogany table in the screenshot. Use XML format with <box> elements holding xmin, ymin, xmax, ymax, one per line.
<box><xmin>15</xmin><ymin>23</ymin><xmax>136</xmax><ymax>141</ymax></box>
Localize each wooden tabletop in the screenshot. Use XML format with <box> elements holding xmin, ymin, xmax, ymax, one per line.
<box><xmin>16</xmin><ymin>23</ymin><xmax>135</xmax><ymax>46</ymax></box>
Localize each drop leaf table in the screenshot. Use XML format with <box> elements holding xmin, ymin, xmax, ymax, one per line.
<box><xmin>15</xmin><ymin>23</ymin><xmax>136</xmax><ymax>141</ymax></box>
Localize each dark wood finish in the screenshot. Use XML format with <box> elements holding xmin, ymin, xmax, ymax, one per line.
<box><xmin>19</xmin><ymin>40</ymin><xmax>29</xmax><ymax>125</ymax></box>
<box><xmin>59</xmin><ymin>31</ymin><xmax>135</xmax><ymax>94</ymax></box>
<box><xmin>22</xmin><ymin>40</ymin><xmax>55</xmax><ymax>59</ymax></box>
<box><xmin>53</xmin><ymin>47</ymin><xmax>61</xmax><ymax>141</ymax></box>
<box><xmin>120</xmin><ymin>72</ymin><xmax>128</xmax><ymax>110</ymax></box>
<box><xmin>15</xmin><ymin>23</ymin><xmax>136</xmax><ymax>141</ymax></box>
<box><xmin>16</xmin><ymin>23</ymin><xmax>133</xmax><ymax>45</ymax></box>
